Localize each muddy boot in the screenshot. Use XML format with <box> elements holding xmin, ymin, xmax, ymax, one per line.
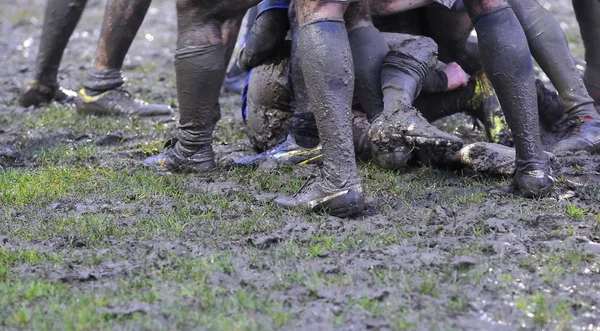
<box><xmin>368</xmin><ymin>41</ymin><xmax>464</xmax><ymax>153</ymax></box>
<box><xmin>20</xmin><ymin>81</ymin><xmax>77</xmax><ymax>107</ymax></box>
<box><xmin>275</xmin><ymin>171</ymin><xmax>364</xmax><ymax>218</ymax></box>
<box><xmin>466</xmin><ymin>2</ymin><xmax>554</xmax><ymax>198</ymax></box>
<box><xmin>144</xmin><ymin>138</ymin><xmax>216</xmax><ymax>173</ymax></box>
<box><xmin>552</xmin><ymin>116</ymin><xmax>600</xmax><ymax>154</ymax></box>
<box><xmin>275</xmin><ymin>19</ymin><xmax>364</xmax><ymax>218</ymax></box>
<box><xmin>460</xmin><ymin>142</ymin><xmax>517</xmax><ymax>176</ymax></box>
<box><xmin>459</xmin><ymin>142</ymin><xmax>555</xmax><ymax>177</ymax></box>
<box><xmin>237</xmin><ymin>111</ymin><xmax>323</xmax><ymax>166</ymax></box>
<box><xmin>235</xmin><ymin>134</ymin><xmax>322</xmax><ymax>166</ymax></box>
<box><xmin>76</xmin><ymin>85</ymin><xmax>173</xmax><ymax>117</ymax></box>
<box><xmin>352</xmin><ymin>112</ymin><xmax>411</xmax><ymax>169</ymax></box>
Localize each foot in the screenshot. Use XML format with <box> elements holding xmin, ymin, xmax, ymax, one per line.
<box><xmin>368</xmin><ymin>104</ymin><xmax>463</xmax><ymax>151</ymax></box>
<box><xmin>513</xmin><ymin>160</ymin><xmax>555</xmax><ymax>198</ymax></box>
<box><xmin>275</xmin><ymin>174</ymin><xmax>365</xmax><ymax>218</ymax></box>
<box><xmin>19</xmin><ymin>80</ymin><xmax>77</xmax><ymax>107</ymax></box>
<box><xmin>76</xmin><ymin>88</ymin><xmax>173</xmax><ymax>117</ymax></box>
<box><xmin>144</xmin><ymin>138</ymin><xmax>216</xmax><ymax>173</ymax></box>
<box><xmin>467</xmin><ymin>72</ymin><xmax>510</xmax><ymax>145</ymax></box>
<box><xmin>459</xmin><ymin>142</ymin><xmax>534</xmax><ymax>177</ymax></box>
<box><xmin>235</xmin><ymin>134</ymin><xmax>322</xmax><ymax>166</ymax></box>
<box><xmin>552</xmin><ymin>116</ymin><xmax>600</xmax><ymax>154</ymax></box>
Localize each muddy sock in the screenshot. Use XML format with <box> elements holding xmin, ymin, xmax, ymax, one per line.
<box><xmin>82</xmin><ymin>0</ymin><xmax>151</xmax><ymax>96</ymax></box>
<box><xmin>33</xmin><ymin>0</ymin><xmax>88</xmax><ymax>88</ymax></box>
<box><xmin>290</xmin><ymin>112</ymin><xmax>320</xmax><ymax>148</ymax></box>
<box><xmin>380</xmin><ymin>37</ymin><xmax>437</xmax><ymax>110</ymax></box>
<box><xmin>469</xmin><ymin>3</ymin><xmax>544</xmax><ymax>163</ymax></box>
<box><xmin>573</xmin><ymin>0</ymin><xmax>600</xmax><ymax>105</ymax></box>
<box><xmin>83</xmin><ymin>68</ymin><xmax>125</xmax><ymax>96</ymax></box>
<box><xmin>298</xmin><ymin>20</ymin><xmax>357</xmax><ymax>187</ymax></box>
<box><xmin>422</xmin><ymin>69</ymin><xmax>448</xmax><ymax>94</ymax></box>
<box><xmin>239</xmin><ymin>7</ymin><xmax>290</xmax><ymax>71</ymax></box>
<box><xmin>348</xmin><ymin>26</ymin><xmax>389</xmax><ymax>122</ymax></box>
<box><xmin>510</xmin><ymin>0</ymin><xmax>598</xmax><ymax>119</ymax></box>
<box><xmin>175</xmin><ymin>44</ymin><xmax>225</xmax><ymax>156</ymax></box>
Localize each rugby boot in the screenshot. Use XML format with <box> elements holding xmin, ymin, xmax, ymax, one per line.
<box><xmin>19</xmin><ymin>80</ymin><xmax>77</xmax><ymax>107</ymax></box>
<box><xmin>369</xmin><ymin>48</ymin><xmax>464</xmax><ymax>153</ymax></box>
<box><xmin>513</xmin><ymin>160</ymin><xmax>555</xmax><ymax>198</ymax></box>
<box><xmin>460</xmin><ymin>144</ymin><xmax>554</xmax><ymax>197</ymax></box>
<box><xmin>353</xmin><ymin>112</ymin><xmax>412</xmax><ymax>169</ymax></box>
<box><xmin>552</xmin><ymin>115</ymin><xmax>600</xmax><ymax>154</ymax></box>
<box><xmin>76</xmin><ymin>88</ymin><xmax>173</xmax><ymax>117</ymax></box>
<box><xmin>275</xmin><ymin>172</ymin><xmax>365</xmax><ymax>218</ymax></box>
<box><xmin>459</xmin><ymin>142</ymin><xmax>555</xmax><ymax>177</ymax></box>
<box><xmin>143</xmin><ymin>138</ymin><xmax>215</xmax><ymax>173</ymax></box>
<box><xmin>235</xmin><ymin>134</ymin><xmax>322</xmax><ymax>166</ymax></box>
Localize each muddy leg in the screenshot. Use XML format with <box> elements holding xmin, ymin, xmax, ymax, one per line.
<box><xmin>464</xmin><ymin>0</ymin><xmax>553</xmax><ymax>197</ymax></box>
<box><xmin>368</xmin><ymin>35</ymin><xmax>463</xmax><ymax>155</ymax></box>
<box><xmin>346</xmin><ymin>0</ymin><xmax>389</xmax><ymax>122</ymax></box>
<box><xmin>509</xmin><ymin>0</ymin><xmax>597</xmax><ymax>121</ymax></box>
<box><xmin>573</xmin><ymin>0</ymin><xmax>600</xmax><ymax>106</ymax></box>
<box><xmin>20</xmin><ymin>0</ymin><xmax>87</xmax><ymax>107</ymax></box>
<box><xmin>144</xmin><ymin>0</ymin><xmax>260</xmax><ymax>172</ymax></box>
<box><xmin>75</xmin><ymin>0</ymin><xmax>174</xmax><ymax>117</ymax></box>
<box><xmin>275</xmin><ymin>0</ymin><xmax>364</xmax><ymax>218</ymax></box>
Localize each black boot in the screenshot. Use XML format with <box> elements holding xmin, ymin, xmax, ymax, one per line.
<box><xmin>144</xmin><ymin>138</ymin><xmax>216</xmax><ymax>173</ymax></box>
<box><xmin>275</xmin><ymin>20</ymin><xmax>364</xmax><ymax>218</ymax></box>
<box><xmin>20</xmin><ymin>81</ymin><xmax>77</xmax><ymax>107</ymax></box>
<box><xmin>467</xmin><ymin>2</ymin><xmax>553</xmax><ymax>197</ymax></box>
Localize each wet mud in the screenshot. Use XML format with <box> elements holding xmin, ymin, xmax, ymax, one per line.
<box><xmin>1</xmin><ymin>0</ymin><xmax>600</xmax><ymax>329</ymax></box>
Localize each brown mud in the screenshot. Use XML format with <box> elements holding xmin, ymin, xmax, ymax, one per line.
<box><xmin>1</xmin><ymin>0</ymin><xmax>600</xmax><ymax>329</ymax></box>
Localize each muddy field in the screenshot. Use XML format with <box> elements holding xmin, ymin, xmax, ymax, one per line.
<box><xmin>1</xmin><ymin>0</ymin><xmax>600</xmax><ymax>330</ymax></box>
